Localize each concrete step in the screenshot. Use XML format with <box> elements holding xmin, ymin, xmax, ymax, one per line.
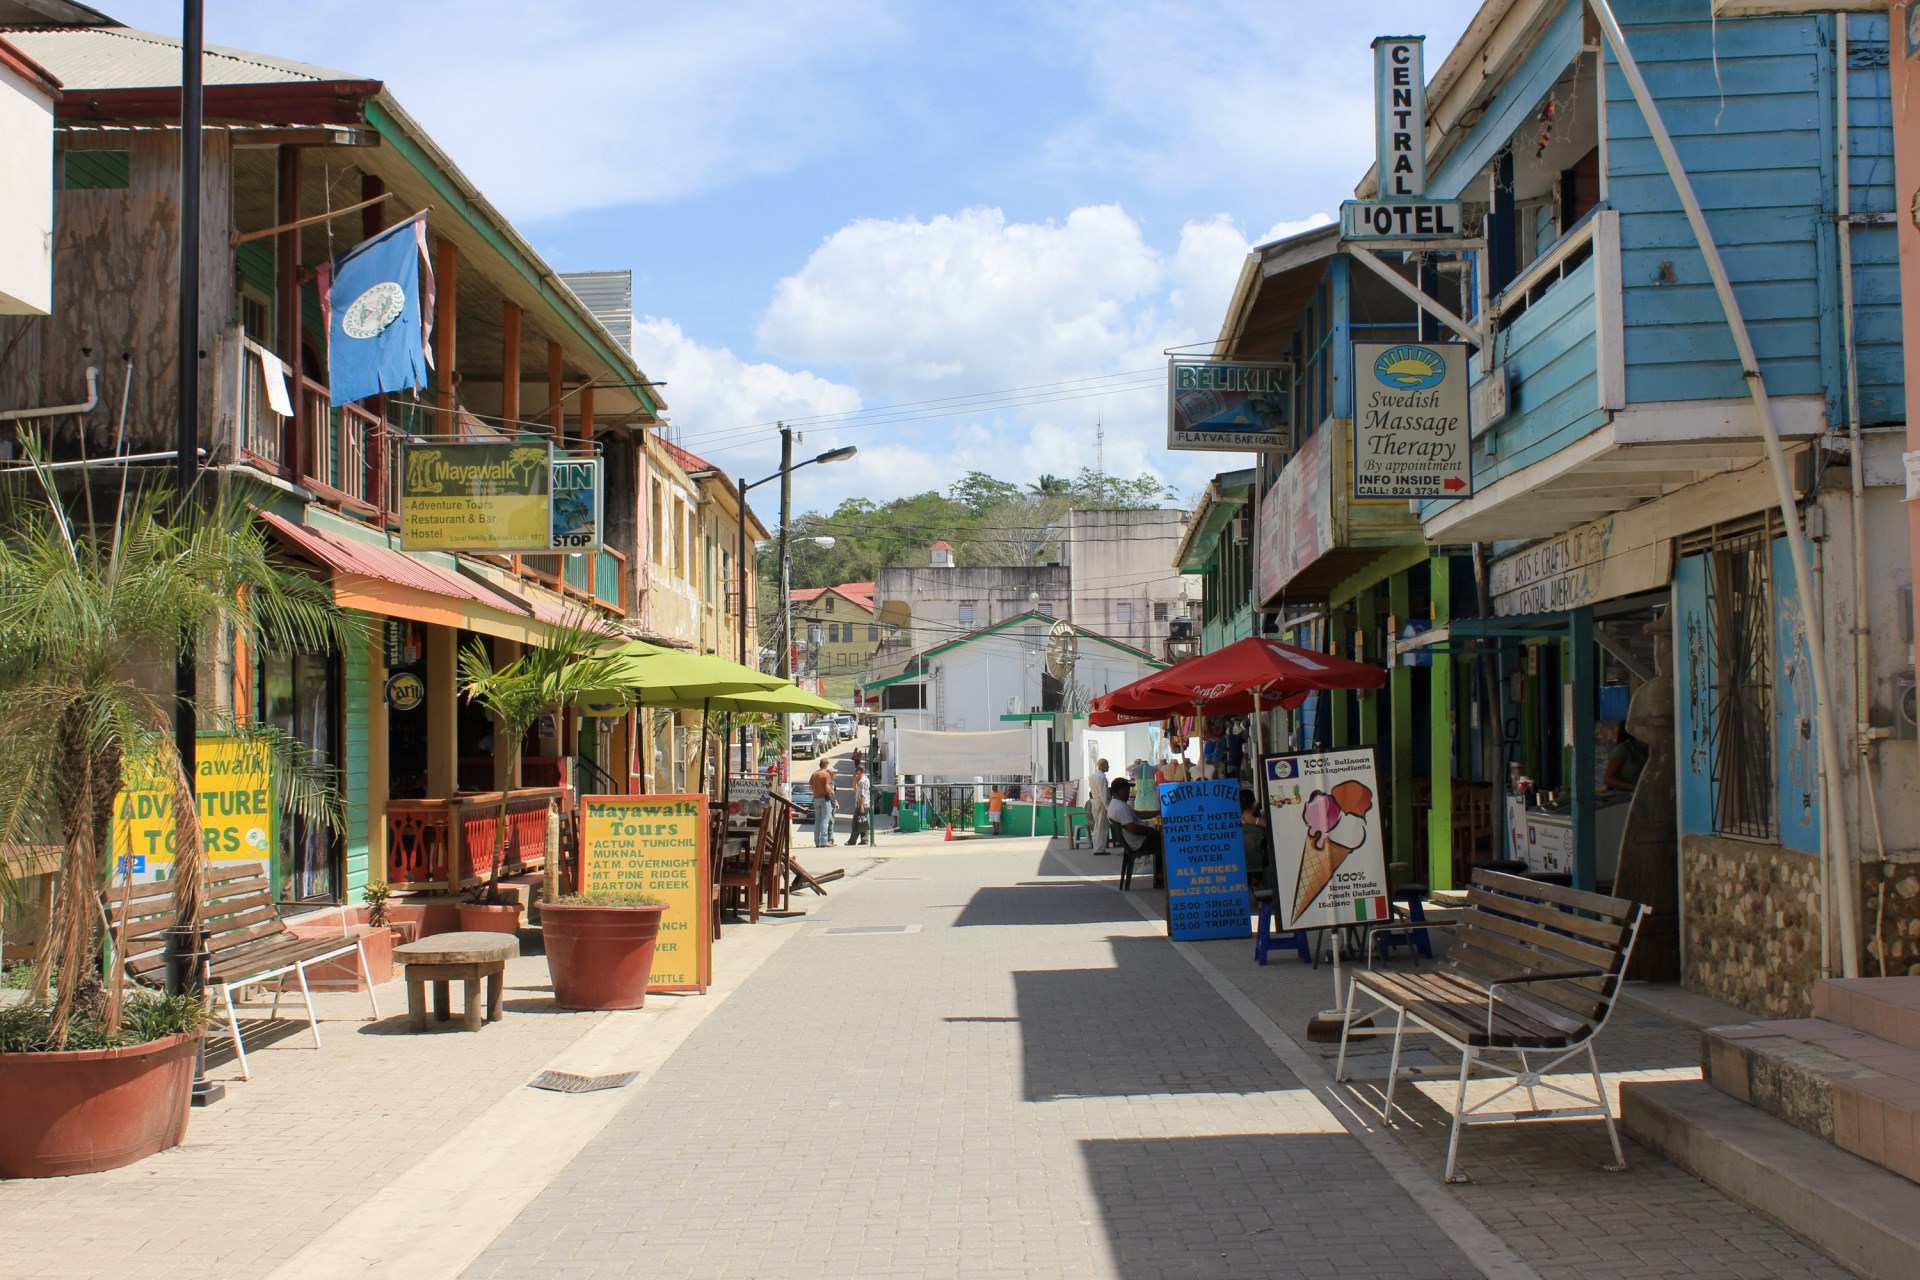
<box><xmin>1816</xmin><ymin>977</ymin><xmax>1920</xmax><ymax>1052</ymax></box>
<box><xmin>1623</xmin><ymin>1079</ymin><xmax>1920</xmax><ymax>1280</ymax></box>
<box><xmin>1703</xmin><ymin>1018</ymin><xmax>1920</xmax><ymax>1184</ymax></box>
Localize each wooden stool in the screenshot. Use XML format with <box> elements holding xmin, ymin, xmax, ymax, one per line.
<box><xmin>394</xmin><ymin>932</ymin><xmax>519</xmax><ymax>1032</ymax></box>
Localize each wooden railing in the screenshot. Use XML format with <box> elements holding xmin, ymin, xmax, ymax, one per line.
<box><xmin>385</xmin><ymin>787</ymin><xmax>566</xmax><ymax>892</ymax></box>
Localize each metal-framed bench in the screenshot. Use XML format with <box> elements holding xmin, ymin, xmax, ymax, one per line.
<box><xmin>106</xmin><ymin>862</ymin><xmax>380</xmax><ymax>1080</ymax></box>
<box><xmin>1334</xmin><ymin>868</ymin><xmax>1647</xmax><ymax>1183</ymax></box>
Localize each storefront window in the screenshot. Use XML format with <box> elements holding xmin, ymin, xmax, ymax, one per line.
<box><xmin>258</xmin><ymin>647</ymin><xmax>342</xmax><ymax>902</ymax></box>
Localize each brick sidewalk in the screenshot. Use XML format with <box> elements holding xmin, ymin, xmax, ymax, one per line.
<box><xmin>464</xmin><ymin>842</ymin><xmax>1483</xmax><ymax>1280</ymax></box>
<box><xmin>1050</xmin><ymin>838</ymin><xmax>1850</xmax><ymax>1280</ymax></box>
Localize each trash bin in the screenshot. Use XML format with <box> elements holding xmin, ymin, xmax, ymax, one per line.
<box><xmin>898</xmin><ymin>805</ymin><xmax>922</xmax><ymax>834</ymax></box>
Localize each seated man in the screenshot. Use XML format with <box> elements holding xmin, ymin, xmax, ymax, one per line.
<box><xmin>1241</xmin><ymin>787</ymin><xmax>1274</xmax><ymax>910</ymax></box>
<box><xmin>1106</xmin><ymin>778</ymin><xmax>1164</xmax><ymax>888</ymax></box>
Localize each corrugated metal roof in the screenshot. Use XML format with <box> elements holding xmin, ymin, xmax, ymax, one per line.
<box><xmin>0</xmin><ymin>26</ymin><xmax>365</xmax><ymax>90</ymax></box>
<box><xmin>258</xmin><ymin>510</ymin><xmax>534</xmax><ymax>616</ymax></box>
<box><xmin>558</xmin><ymin>270</ymin><xmax>632</xmax><ymax>355</ymax></box>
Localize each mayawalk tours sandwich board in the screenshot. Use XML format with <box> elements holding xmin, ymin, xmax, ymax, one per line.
<box><xmin>1264</xmin><ymin>749</ymin><xmax>1391</xmax><ymax>932</ymax></box>
<box><xmin>578</xmin><ymin>794</ymin><xmax>711</xmax><ymax>993</ymax></box>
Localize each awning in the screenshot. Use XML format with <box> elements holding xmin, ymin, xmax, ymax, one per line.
<box><xmin>259</xmin><ymin>510</ymin><xmax>554</xmax><ymax>645</ymax></box>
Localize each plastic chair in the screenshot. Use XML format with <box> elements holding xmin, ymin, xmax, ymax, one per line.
<box><xmin>1254</xmin><ymin>893</ymin><xmax>1313</xmax><ymax>964</ymax></box>
<box><xmin>1067</xmin><ymin>809</ymin><xmax>1093</xmax><ymax>849</ymax></box>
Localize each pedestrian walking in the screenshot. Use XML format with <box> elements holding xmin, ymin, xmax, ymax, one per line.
<box><xmin>851</xmin><ymin>745</ymin><xmax>864</xmax><ymax>774</ymax></box>
<box><xmin>809</xmin><ymin>760</ymin><xmax>836</xmax><ymax>847</ymax></box>
<box><xmin>851</xmin><ymin>765</ymin><xmax>871</xmax><ymax>845</ymax></box>
<box><xmin>1088</xmin><ymin>758</ymin><xmax>1111</xmax><ymax>854</ymax></box>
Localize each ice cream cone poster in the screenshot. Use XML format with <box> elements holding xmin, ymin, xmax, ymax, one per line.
<box><xmin>1264</xmin><ymin>750</ymin><xmax>1390</xmax><ymax>931</ymax></box>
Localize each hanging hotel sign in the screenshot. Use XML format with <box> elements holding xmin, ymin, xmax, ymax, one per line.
<box><xmin>400</xmin><ymin>441</ymin><xmax>553</xmax><ymax>554</ymax></box>
<box><xmin>549</xmin><ymin>454</ymin><xmax>603</xmax><ymax>551</ymax></box>
<box><xmin>1166</xmin><ymin>358</ymin><xmax>1293</xmax><ymax>452</ymax></box>
<box><xmin>1352</xmin><ymin>342</ymin><xmax>1471</xmax><ymax>498</ymax></box>
<box><xmin>1341</xmin><ymin>35</ymin><xmax>1464</xmax><ymax>243</ymax></box>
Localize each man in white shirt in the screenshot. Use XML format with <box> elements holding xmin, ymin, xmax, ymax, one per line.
<box><xmin>1088</xmin><ymin>758</ymin><xmax>1111</xmax><ymax>854</ymax></box>
<box><xmin>1106</xmin><ymin>778</ymin><xmax>1163</xmax><ymax>888</ymax></box>
<box><xmin>851</xmin><ymin>766</ymin><xmax>872</xmax><ymax>845</ymax></box>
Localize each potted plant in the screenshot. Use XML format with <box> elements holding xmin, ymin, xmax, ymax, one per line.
<box><xmin>456</xmin><ymin>617</ymin><xmax>624</xmax><ymax>933</ymax></box>
<box><xmin>539</xmin><ymin>889</ymin><xmax>668</xmax><ymax>1010</ymax></box>
<box><xmin>361</xmin><ymin>880</ymin><xmax>403</xmax><ymax>943</ymax></box>
<box><xmin>0</xmin><ymin>447</ymin><xmax>349</xmax><ymax>1176</ymax></box>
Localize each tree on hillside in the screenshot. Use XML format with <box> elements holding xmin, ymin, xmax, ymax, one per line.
<box><xmin>1065</xmin><ymin>468</ymin><xmax>1177</xmax><ymax>509</ymax></box>
<box><xmin>949</xmin><ymin>472</ymin><xmax>1023</xmax><ymax>514</ymax></box>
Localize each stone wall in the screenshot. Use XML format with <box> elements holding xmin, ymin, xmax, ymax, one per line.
<box><xmin>1862</xmin><ymin>856</ymin><xmax>1920</xmax><ymax>978</ymax></box>
<box><xmin>1682</xmin><ymin>835</ymin><xmax>1823</xmax><ymax>1018</ymax></box>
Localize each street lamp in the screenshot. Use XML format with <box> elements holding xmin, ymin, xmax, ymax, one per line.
<box><xmin>737</xmin><ymin>427</ymin><xmax>855</xmax><ymax>676</ymax></box>
<box><xmin>735</xmin><ymin>425</ymin><xmax>855</xmax><ymax>771</ymax></box>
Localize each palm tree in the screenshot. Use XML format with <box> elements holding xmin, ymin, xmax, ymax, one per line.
<box><xmin>457</xmin><ymin>616</ymin><xmax>626</xmax><ymax>905</ymax></box>
<box><xmin>0</xmin><ymin>450</ymin><xmax>352</xmax><ymax>1046</ymax></box>
<box><xmin>1031</xmin><ymin>474</ymin><xmax>1070</xmax><ymax>496</ymax></box>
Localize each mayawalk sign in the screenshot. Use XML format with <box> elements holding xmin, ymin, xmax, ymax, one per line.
<box><xmin>1351</xmin><ymin>342</ymin><xmax>1471</xmax><ymax>498</ymax></box>
<box><xmin>401</xmin><ymin>441</ymin><xmax>554</xmax><ymax>553</ymax></box>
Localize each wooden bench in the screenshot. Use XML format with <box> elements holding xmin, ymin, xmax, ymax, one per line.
<box><xmin>107</xmin><ymin>863</ymin><xmax>380</xmax><ymax>1080</ymax></box>
<box><xmin>1334</xmin><ymin>869</ymin><xmax>1648</xmax><ymax>1183</ymax></box>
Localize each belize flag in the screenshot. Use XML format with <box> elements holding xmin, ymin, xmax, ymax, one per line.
<box><xmin>317</xmin><ymin>213</ymin><xmax>435</xmax><ymax>407</ymax></box>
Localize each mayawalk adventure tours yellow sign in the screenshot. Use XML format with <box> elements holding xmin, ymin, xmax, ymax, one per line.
<box><xmin>111</xmin><ymin>734</ymin><xmax>277</xmax><ymax>883</ymax></box>
<box><xmin>578</xmin><ymin>794</ymin><xmax>712</xmax><ymax>993</ymax></box>
<box><xmin>401</xmin><ymin>441</ymin><xmax>553</xmax><ymax>553</ymax></box>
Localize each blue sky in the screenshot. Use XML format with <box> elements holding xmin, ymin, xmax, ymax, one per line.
<box><xmin>107</xmin><ymin>0</ymin><xmax>1484</xmax><ymax>512</ymax></box>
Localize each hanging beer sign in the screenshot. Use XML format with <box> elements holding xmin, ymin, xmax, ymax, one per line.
<box><xmin>1165</xmin><ymin>358</ymin><xmax>1293</xmax><ymax>453</ymax></box>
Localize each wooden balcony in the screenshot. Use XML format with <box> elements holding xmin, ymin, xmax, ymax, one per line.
<box><xmin>385</xmin><ymin>787</ymin><xmax>565</xmax><ymax>894</ymax></box>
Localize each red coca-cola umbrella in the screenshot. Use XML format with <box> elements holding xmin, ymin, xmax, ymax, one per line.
<box><xmin>1139</xmin><ymin>636</ymin><xmax>1384</xmax><ymax>706</ymax></box>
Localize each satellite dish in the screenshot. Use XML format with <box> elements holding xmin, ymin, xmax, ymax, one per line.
<box><xmin>1045</xmin><ymin>621</ymin><xmax>1078</xmax><ymax>681</ymax></box>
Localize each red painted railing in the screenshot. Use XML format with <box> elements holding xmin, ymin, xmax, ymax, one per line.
<box><xmin>386</xmin><ymin>788</ymin><xmax>565</xmax><ymax>892</ymax></box>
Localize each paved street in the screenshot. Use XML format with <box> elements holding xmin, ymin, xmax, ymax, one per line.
<box><xmin>0</xmin><ymin>833</ymin><xmax>1851</xmax><ymax>1280</ymax></box>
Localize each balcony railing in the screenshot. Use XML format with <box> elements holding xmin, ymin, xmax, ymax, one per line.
<box><xmin>386</xmin><ymin>787</ymin><xmax>566</xmax><ymax>893</ymax></box>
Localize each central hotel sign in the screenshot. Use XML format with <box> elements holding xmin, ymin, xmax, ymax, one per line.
<box><xmin>1342</xmin><ymin>34</ymin><xmax>1463</xmax><ymax>241</ymax></box>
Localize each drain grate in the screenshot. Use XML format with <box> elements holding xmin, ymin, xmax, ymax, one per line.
<box><xmin>527</xmin><ymin>1069</ymin><xmax>638</xmax><ymax>1094</ymax></box>
<box><xmin>816</xmin><ymin>924</ymin><xmax>920</xmax><ymax>936</ymax></box>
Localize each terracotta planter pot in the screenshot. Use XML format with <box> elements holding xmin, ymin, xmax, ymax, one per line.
<box><xmin>540</xmin><ymin>902</ymin><xmax>667</xmax><ymax>1010</ymax></box>
<box><xmin>0</xmin><ymin>1031</ymin><xmax>199</xmax><ymax>1178</ymax></box>
<box><xmin>457</xmin><ymin>902</ymin><xmax>523</xmax><ymax>935</ymax></box>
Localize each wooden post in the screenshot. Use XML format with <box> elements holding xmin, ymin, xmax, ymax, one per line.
<box><xmin>1427</xmin><ymin>552</ymin><xmax>1454</xmax><ymax>891</ymax></box>
<box><xmin>1390</xmin><ymin>570</ymin><xmax>1414</xmax><ymax>864</ymax></box>
<box><xmin>434</xmin><ymin>238</ymin><xmax>458</xmax><ymax>423</ymax></box>
<box><xmin>367</xmin><ymin>624</ymin><xmax>390</xmax><ymax>885</ymax></box>
<box><xmin>1356</xmin><ymin>590</ymin><xmax>1378</xmax><ymax>747</ymax></box>
<box><xmin>547</xmin><ymin>341</ymin><xmax>564</xmax><ymax>439</ymax></box>
<box><xmin>360</xmin><ymin>174</ymin><xmax>386</xmax><ymax>240</ymax></box>
<box><xmin>579</xmin><ymin>383</ymin><xmax>594</xmax><ymax>443</ymax></box>
<box><xmin>425</xmin><ymin>625</ymin><xmax>458</xmax><ymax>800</ymax></box>
<box><xmin>1570</xmin><ymin>607</ymin><xmax>1598</xmax><ymax>891</ymax></box>
<box><xmin>501</xmin><ymin>300</ymin><xmax>522</xmax><ymax>423</ymax></box>
<box><xmin>275</xmin><ymin>144</ymin><xmax>302</xmax><ymax>478</ymax></box>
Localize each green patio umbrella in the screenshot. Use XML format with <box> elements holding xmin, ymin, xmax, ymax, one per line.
<box><xmin>704</xmin><ymin>685</ymin><xmax>845</xmax><ymax>716</ymax></box>
<box><xmin>592</xmin><ymin>640</ymin><xmax>787</xmax><ymax>707</ymax></box>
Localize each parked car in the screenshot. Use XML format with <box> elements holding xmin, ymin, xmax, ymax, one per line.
<box><xmin>830</xmin><ymin>712</ymin><xmax>858</xmax><ymax>741</ymax></box>
<box><xmin>791</xmin><ymin>728</ymin><xmax>821</xmax><ymax>760</ymax></box>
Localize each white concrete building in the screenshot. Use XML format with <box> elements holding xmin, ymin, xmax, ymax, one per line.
<box><xmin>0</xmin><ymin>36</ymin><xmax>57</xmax><ymax>317</ymax></box>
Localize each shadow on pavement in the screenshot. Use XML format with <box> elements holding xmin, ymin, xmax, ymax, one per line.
<box><xmin>1079</xmin><ymin>1134</ymin><xmax>1481</xmax><ymax>1280</ymax></box>
<box><xmin>952</xmin><ymin>882</ymin><xmax>1144</xmax><ymax>928</ymax></box>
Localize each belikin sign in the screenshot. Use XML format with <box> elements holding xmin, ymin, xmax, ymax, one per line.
<box><xmin>1352</xmin><ymin>342</ymin><xmax>1472</xmax><ymax>498</ymax></box>
<box><xmin>1165</xmin><ymin>358</ymin><xmax>1293</xmax><ymax>452</ymax></box>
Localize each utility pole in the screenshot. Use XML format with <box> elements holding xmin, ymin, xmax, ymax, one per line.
<box><xmin>776</xmin><ymin>422</ymin><xmax>793</xmax><ymax>681</ymax></box>
<box><xmin>174</xmin><ymin>0</ymin><xmax>203</xmax><ymax>780</ymax></box>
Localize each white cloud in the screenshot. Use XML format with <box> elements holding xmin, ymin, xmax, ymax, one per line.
<box><xmin>113</xmin><ymin>0</ymin><xmax>907</xmax><ymax>222</ymax></box>
<box><xmin>629</xmin><ymin>318</ymin><xmax>862</xmax><ymax>472</ymax></box>
<box><xmin>1260</xmin><ymin>213</ymin><xmax>1337</xmax><ymax>246</ymax></box>
<box><xmin>747</xmin><ymin>202</ymin><xmax>1328</xmax><ymax>506</ymax></box>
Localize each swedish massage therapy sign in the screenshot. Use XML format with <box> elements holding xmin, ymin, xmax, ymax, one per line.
<box><xmin>1264</xmin><ymin>750</ymin><xmax>1391</xmax><ymax>932</ymax></box>
<box><xmin>579</xmin><ymin>794</ymin><xmax>711</xmax><ymax>992</ymax></box>
<box><xmin>1159</xmin><ymin>779</ymin><xmax>1251</xmax><ymax>941</ymax></box>
<box><xmin>1352</xmin><ymin>342</ymin><xmax>1471</xmax><ymax>499</ymax></box>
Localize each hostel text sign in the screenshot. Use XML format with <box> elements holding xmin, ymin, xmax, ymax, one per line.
<box><xmin>578</xmin><ymin>794</ymin><xmax>711</xmax><ymax>993</ymax></box>
<box><xmin>1159</xmin><ymin>779</ymin><xmax>1251</xmax><ymax>941</ymax></box>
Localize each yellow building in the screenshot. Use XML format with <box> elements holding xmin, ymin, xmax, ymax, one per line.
<box><xmin>789</xmin><ymin>582</ymin><xmax>878</xmax><ymax>702</ymax></box>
